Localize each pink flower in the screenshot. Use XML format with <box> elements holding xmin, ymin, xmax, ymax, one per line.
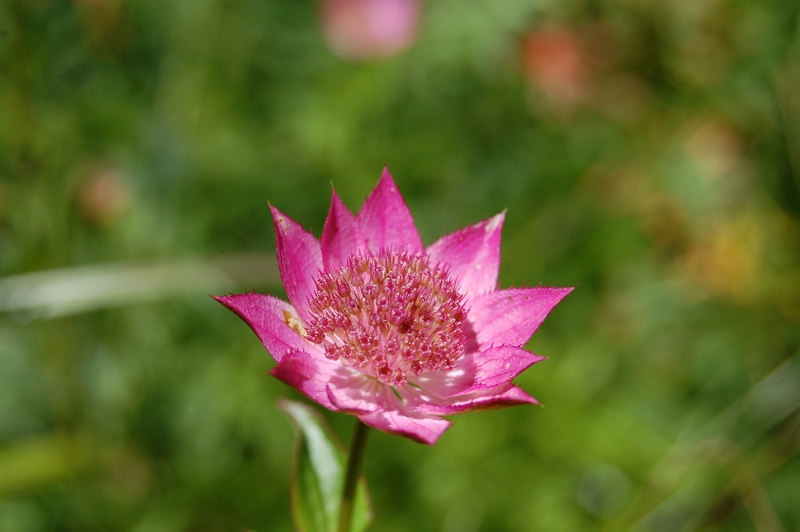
<box><xmin>215</xmin><ymin>169</ymin><xmax>572</xmax><ymax>444</ymax></box>
<box><xmin>522</xmin><ymin>27</ymin><xmax>588</xmax><ymax>112</ymax></box>
<box><xmin>321</xmin><ymin>0</ymin><xmax>420</xmax><ymax>61</ymax></box>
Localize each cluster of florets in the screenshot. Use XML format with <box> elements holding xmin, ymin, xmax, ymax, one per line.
<box><xmin>306</xmin><ymin>250</ymin><xmax>467</xmax><ymax>387</ymax></box>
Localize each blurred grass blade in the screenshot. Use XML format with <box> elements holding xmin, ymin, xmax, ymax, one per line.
<box><xmin>279</xmin><ymin>400</ymin><xmax>372</xmax><ymax>532</ymax></box>
<box><xmin>0</xmin><ymin>434</ymin><xmax>93</xmax><ymax>496</ymax></box>
<box><xmin>0</xmin><ymin>254</ymin><xmax>278</xmax><ymax>319</ymax></box>
<box><xmin>697</xmin><ymin>356</ymin><xmax>800</xmax><ymax>447</ymax></box>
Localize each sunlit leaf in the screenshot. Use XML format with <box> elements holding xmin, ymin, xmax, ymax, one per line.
<box><xmin>279</xmin><ymin>400</ymin><xmax>372</xmax><ymax>532</ymax></box>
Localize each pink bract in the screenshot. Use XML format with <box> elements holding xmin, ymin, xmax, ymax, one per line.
<box><xmin>215</xmin><ymin>168</ymin><xmax>572</xmax><ymax>444</ymax></box>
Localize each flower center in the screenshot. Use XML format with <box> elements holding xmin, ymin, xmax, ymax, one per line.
<box><xmin>306</xmin><ymin>251</ymin><xmax>467</xmax><ymax>388</ymax></box>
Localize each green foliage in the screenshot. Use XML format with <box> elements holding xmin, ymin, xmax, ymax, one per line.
<box><xmin>1</xmin><ymin>0</ymin><xmax>800</xmax><ymax>530</ymax></box>
<box><xmin>280</xmin><ymin>400</ymin><xmax>371</xmax><ymax>532</ymax></box>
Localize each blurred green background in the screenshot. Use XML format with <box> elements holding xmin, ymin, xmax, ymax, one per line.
<box><xmin>2</xmin><ymin>0</ymin><xmax>800</xmax><ymax>530</ymax></box>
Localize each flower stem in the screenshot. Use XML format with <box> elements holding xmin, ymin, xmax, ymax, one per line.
<box><xmin>337</xmin><ymin>420</ymin><xmax>370</xmax><ymax>532</ymax></box>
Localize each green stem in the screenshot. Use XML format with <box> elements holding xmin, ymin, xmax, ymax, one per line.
<box><xmin>337</xmin><ymin>420</ymin><xmax>370</xmax><ymax>532</ymax></box>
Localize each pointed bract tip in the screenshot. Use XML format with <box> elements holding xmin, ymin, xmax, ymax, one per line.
<box><xmin>379</xmin><ymin>166</ymin><xmax>395</xmax><ymax>185</ymax></box>
<box><xmin>328</xmin><ymin>186</ymin><xmax>350</xmax><ymax>212</ymax></box>
<box><xmin>485</xmin><ymin>211</ymin><xmax>505</xmax><ymax>233</ymax></box>
<box><xmin>211</xmin><ymin>294</ymin><xmax>234</xmax><ymax>306</ymax></box>
<box><xmin>269</xmin><ymin>203</ymin><xmax>291</xmax><ymax>227</ymax></box>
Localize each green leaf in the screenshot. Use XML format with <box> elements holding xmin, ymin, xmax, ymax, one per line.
<box><xmin>279</xmin><ymin>400</ymin><xmax>373</xmax><ymax>532</ymax></box>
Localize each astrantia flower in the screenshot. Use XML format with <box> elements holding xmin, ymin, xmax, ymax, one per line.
<box><xmin>321</xmin><ymin>0</ymin><xmax>420</xmax><ymax>61</ymax></box>
<box><xmin>215</xmin><ymin>169</ymin><xmax>572</xmax><ymax>444</ymax></box>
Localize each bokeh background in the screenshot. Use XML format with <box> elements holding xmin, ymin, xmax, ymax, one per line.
<box><xmin>2</xmin><ymin>0</ymin><xmax>800</xmax><ymax>530</ymax></box>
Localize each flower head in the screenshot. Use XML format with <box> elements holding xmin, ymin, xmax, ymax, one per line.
<box><xmin>215</xmin><ymin>169</ymin><xmax>572</xmax><ymax>444</ymax></box>
<box><xmin>522</xmin><ymin>27</ymin><xmax>588</xmax><ymax>113</ymax></box>
<box><xmin>322</xmin><ymin>0</ymin><xmax>420</xmax><ymax>61</ymax></box>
